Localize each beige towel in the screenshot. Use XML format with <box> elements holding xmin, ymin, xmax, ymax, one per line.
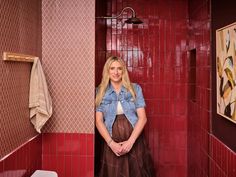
<box><xmin>29</xmin><ymin>58</ymin><xmax>52</xmax><ymax>133</ymax></box>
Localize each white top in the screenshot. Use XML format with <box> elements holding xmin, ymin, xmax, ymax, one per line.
<box><xmin>116</xmin><ymin>101</ymin><xmax>124</xmax><ymax>115</ymax></box>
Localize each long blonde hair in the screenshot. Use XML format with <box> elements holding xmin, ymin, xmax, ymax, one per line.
<box><xmin>95</xmin><ymin>56</ymin><xmax>136</xmax><ymax>107</ymax></box>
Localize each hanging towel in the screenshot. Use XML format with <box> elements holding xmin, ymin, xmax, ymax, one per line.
<box><xmin>29</xmin><ymin>58</ymin><xmax>52</xmax><ymax>133</ymax></box>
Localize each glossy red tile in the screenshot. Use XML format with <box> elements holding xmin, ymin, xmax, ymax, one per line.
<box><xmin>16</xmin><ymin>146</ymin><xmax>27</xmax><ymax>169</ymax></box>
<box><xmin>4</xmin><ymin>152</ymin><xmax>17</xmax><ymax>171</ymax></box>
<box><xmin>208</xmin><ymin>135</ymin><xmax>236</xmax><ymax>177</ymax></box>
<box><xmin>87</xmin><ymin>134</ymin><xmax>94</xmax><ymax>156</ymax></box>
<box><xmin>0</xmin><ymin>161</ymin><xmax>3</xmax><ymax>173</ymax></box>
<box><xmin>71</xmin><ymin>156</ymin><xmax>79</xmax><ymax>177</ymax></box>
<box><xmin>57</xmin><ymin>133</ymin><xmax>65</xmax><ymax>155</ymax></box>
<box><xmin>64</xmin><ymin>134</ymin><xmax>72</xmax><ymax>155</ymax></box>
<box><xmin>175</xmin><ymin>99</ymin><xmax>187</xmax><ymax>115</ymax></box>
<box><xmin>78</xmin><ymin>134</ymin><xmax>87</xmax><ymax>156</ymax></box>
<box><xmin>171</xmin><ymin>1</ymin><xmax>188</xmax><ymax>20</ymax></box>
<box><xmin>79</xmin><ymin>156</ymin><xmax>86</xmax><ymax>177</ymax></box>
<box><xmin>65</xmin><ymin>156</ymin><xmax>72</xmax><ymax>177</ymax></box>
<box><xmin>229</xmin><ymin>151</ymin><xmax>236</xmax><ymax>177</ymax></box>
<box><xmin>42</xmin><ymin>155</ymin><xmax>55</xmax><ymax>171</ymax></box>
<box><xmin>87</xmin><ymin>157</ymin><xmax>94</xmax><ymax>177</ymax></box>
<box><xmin>42</xmin><ymin>135</ymin><xmax>49</xmax><ymax>155</ymax></box>
<box><xmin>71</xmin><ymin>133</ymin><xmax>80</xmax><ymax>155</ymax></box>
<box><xmin>56</xmin><ymin>155</ymin><xmax>65</xmax><ymax>177</ymax></box>
<box><xmin>41</xmin><ymin>133</ymin><xmax>95</xmax><ymax>177</ymax></box>
<box><xmin>95</xmin><ymin>1</ymin><xmax>213</xmax><ymax>177</ymax></box>
<box><xmin>43</xmin><ymin>133</ymin><xmax>57</xmax><ymax>155</ymax></box>
<box><xmin>158</xmin><ymin>1</ymin><xmax>171</xmax><ymax>19</ymax></box>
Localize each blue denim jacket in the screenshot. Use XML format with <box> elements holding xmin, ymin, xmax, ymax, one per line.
<box><xmin>96</xmin><ymin>83</ymin><xmax>146</xmax><ymax>136</ymax></box>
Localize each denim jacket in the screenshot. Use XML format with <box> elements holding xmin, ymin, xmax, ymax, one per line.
<box><xmin>96</xmin><ymin>83</ymin><xmax>146</xmax><ymax>136</ymax></box>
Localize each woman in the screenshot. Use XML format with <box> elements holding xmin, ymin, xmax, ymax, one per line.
<box><xmin>96</xmin><ymin>56</ymin><xmax>155</xmax><ymax>177</ymax></box>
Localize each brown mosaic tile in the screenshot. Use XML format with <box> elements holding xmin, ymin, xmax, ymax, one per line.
<box><xmin>0</xmin><ymin>0</ymin><xmax>41</xmax><ymax>159</ymax></box>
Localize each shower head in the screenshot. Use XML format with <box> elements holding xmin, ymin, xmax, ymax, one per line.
<box><xmin>96</xmin><ymin>6</ymin><xmax>143</xmax><ymax>24</ymax></box>
<box><xmin>125</xmin><ymin>17</ymin><xmax>143</xmax><ymax>24</ymax></box>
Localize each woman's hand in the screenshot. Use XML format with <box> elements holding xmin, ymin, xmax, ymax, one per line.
<box><xmin>109</xmin><ymin>141</ymin><xmax>123</xmax><ymax>156</ymax></box>
<box><xmin>119</xmin><ymin>139</ymin><xmax>135</xmax><ymax>154</ymax></box>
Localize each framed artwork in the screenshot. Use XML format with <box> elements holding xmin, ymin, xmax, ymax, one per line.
<box><xmin>216</xmin><ymin>22</ymin><xmax>236</xmax><ymax>123</ymax></box>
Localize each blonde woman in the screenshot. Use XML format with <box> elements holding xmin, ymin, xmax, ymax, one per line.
<box><xmin>96</xmin><ymin>56</ymin><xmax>155</xmax><ymax>177</ymax></box>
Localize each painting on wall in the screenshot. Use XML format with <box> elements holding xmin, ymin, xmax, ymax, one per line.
<box><xmin>216</xmin><ymin>22</ymin><xmax>236</xmax><ymax>123</ymax></box>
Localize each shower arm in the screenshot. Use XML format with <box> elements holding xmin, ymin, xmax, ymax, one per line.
<box><xmin>96</xmin><ymin>7</ymin><xmax>136</xmax><ymax>19</ymax></box>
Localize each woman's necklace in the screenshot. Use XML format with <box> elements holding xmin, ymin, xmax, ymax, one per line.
<box><xmin>111</xmin><ymin>82</ymin><xmax>121</xmax><ymax>94</ymax></box>
<box><xmin>114</xmin><ymin>88</ymin><xmax>120</xmax><ymax>94</ymax></box>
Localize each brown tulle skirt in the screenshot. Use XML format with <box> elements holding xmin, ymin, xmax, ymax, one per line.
<box><xmin>99</xmin><ymin>114</ymin><xmax>155</xmax><ymax>177</ymax></box>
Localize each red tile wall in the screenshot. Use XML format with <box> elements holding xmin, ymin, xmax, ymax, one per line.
<box><xmin>95</xmin><ymin>0</ymin><xmax>189</xmax><ymax>176</ymax></box>
<box><xmin>209</xmin><ymin>135</ymin><xmax>236</xmax><ymax>177</ymax></box>
<box><xmin>42</xmin><ymin>133</ymin><xmax>94</xmax><ymax>177</ymax></box>
<box><xmin>188</xmin><ymin>0</ymin><xmax>236</xmax><ymax>177</ymax></box>
<box><xmin>187</xmin><ymin>0</ymin><xmax>211</xmax><ymax>176</ymax></box>
<box><xmin>0</xmin><ymin>135</ymin><xmax>42</xmax><ymax>177</ymax></box>
<box><xmin>95</xmin><ymin>0</ymin><xmax>107</xmax><ymax>86</ymax></box>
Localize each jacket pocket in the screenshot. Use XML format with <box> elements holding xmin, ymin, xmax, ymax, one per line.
<box><xmin>101</xmin><ymin>99</ymin><xmax>112</xmax><ymax>114</ymax></box>
<box><xmin>127</xmin><ymin>98</ymin><xmax>136</xmax><ymax>112</ymax></box>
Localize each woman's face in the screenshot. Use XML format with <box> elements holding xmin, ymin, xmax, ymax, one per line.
<box><xmin>109</xmin><ymin>61</ymin><xmax>123</xmax><ymax>83</ymax></box>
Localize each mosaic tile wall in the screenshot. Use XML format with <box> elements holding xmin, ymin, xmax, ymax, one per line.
<box><xmin>0</xmin><ymin>0</ymin><xmax>41</xmax><ymax>159</ymax></box>
<box><xmin>42</xmin><ymin>0</ymin><xmax>95</xmax><ymax>133</ymax></box>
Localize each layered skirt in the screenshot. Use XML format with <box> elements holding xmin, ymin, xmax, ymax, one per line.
<box><xmin>99</xmin><ymin>114</ymin><xmax>155</xmax><ymax>177</ymax></box>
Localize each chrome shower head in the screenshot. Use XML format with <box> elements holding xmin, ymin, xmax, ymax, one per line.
<box><xmin>125</xmin><ymin>17</ymin><xmax>143</xmax><ymax>24</ymax></box>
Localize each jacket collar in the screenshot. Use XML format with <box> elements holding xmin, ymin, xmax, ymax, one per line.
<box><xmin>106</xmin><ymin>83</ymin><xmax>127</xmax><ymax>95</ymax></box>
